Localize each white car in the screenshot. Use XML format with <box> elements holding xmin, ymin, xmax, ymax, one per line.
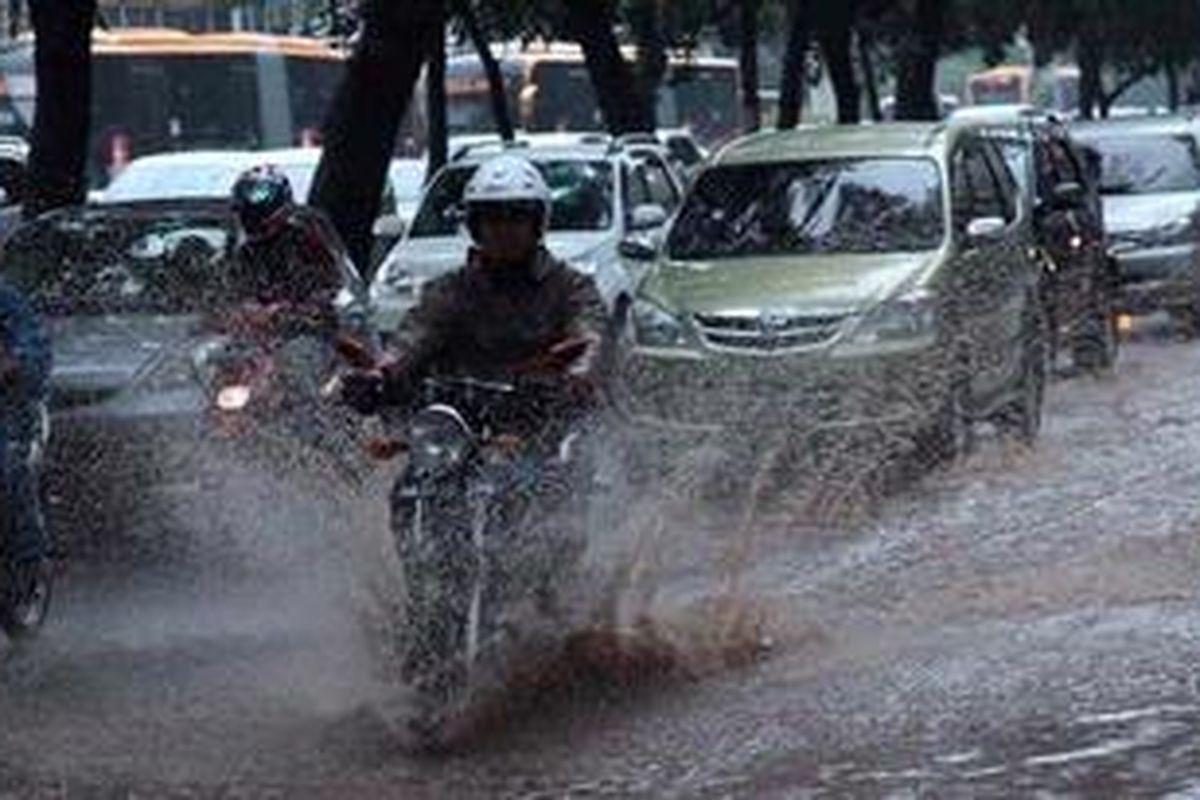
<box><xmin>370</xmin><ymin>133</ymin><xmax>684</xmax><ymax>334</ymax></box>
<box><xmin>99</xmin><ymin>148</ymin><xmax>425</xmax><ymax>253</ymax></box>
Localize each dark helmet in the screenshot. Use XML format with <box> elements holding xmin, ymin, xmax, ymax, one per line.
<box><xmin>232</xmin><ymin>165</ymin><xmax>293</xmax><ymax>240</ymax></box>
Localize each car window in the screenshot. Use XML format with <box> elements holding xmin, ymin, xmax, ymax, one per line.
<box><xmin>953</xmin><ymin>145</ymin><xmax>1009</xmax><ymax>225</ymax></box>
<box><xmin>622</xmin><ymin>162</ymin><xmax>653</xmax><ymax>214</ymax></box>
<box><xmin>625</xmin><ymin>155</ymin><xmax>679</xmax><ymax>220</ymax></box>
<box><xmin>409</xmin><ymin>159</ymin><xmax>615</xmax><ymax>238</ymax></box>
<box><xmin>667</xmin><ymin>157</ymin><xmax>945</xmax><ymax>259</ymax></box>
<box><xmin>1</xmin><ymin>212</ymin><xmax>235</xmax><ymax>316</ymax></box>
<box><xmin>1078</xmin><ymin>132</ymin><xmax>1200</xmax><ymax>194</ymax></box>
<box><xmin>666</xmin><ymin>136</ymin><xmax>703</xmax><ymax>168</ymax></box>
<box><xmin>982</xmin><ymin>141</ymin><xmax>1019</xmax><ymax>222</ymax></box>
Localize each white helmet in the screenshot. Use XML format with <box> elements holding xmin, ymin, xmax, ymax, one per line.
<box><xmin>463</xmin><ymin>155</ymin><xmax>552</xmax><ymax>240</ymax></box>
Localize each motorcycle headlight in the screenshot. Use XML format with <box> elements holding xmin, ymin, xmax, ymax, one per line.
<box><xmin>408</xmin><ymin>406</ymin><xmax>473</xmax><ymax>476</ymax></box>
<box><xmin>838</xmin><ymin>289</ymin><xmax>938</xmax><ymax>355</ymax></box>
<box><xmin>216</xmin><ymin>384</ymin><xmax>252</xmax><ymax>412</ymax></box>
<box><xmin>630</xmin><ymin>297</ymin><xmax>689</xmax><ymax>348</ymax></box>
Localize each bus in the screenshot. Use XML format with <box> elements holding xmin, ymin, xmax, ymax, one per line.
<box><xmin>445</xmin><ymin>44</ymin><xmax>742</xmax><ymax>148</ymax></box>
<box><xmin>0</xmin><ymin>28</ymin><xmax>350</xmax><ymax>187</ymax></box>
<box><xmin>964</xmin><ymin>64</ymin><xmax>1080</xmax><ymax>113</ymax></box>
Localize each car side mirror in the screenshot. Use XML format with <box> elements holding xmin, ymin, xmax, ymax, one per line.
<box><xmin>965</xmin><ymin>216</ymin><xmax>1006</xmax><ymax>242</ymax></box>
<box><xmin>619</xmin><ymin>237</ymin><xmax>659</xmax><ymax>262</ymax></box>
<box><xmin>372</xmin><ymin>214</ymin><xmax>407</xmax><ymax>239</ymax></box>
<box><xmin>1049</xmin><ymin>181</ymin><xmax>1085</xmax><ymax>209</ymax></box>
<box><xmin>629</xmin><ymin>203</ymin><xmax>668</xmax><ymax>232</ymax></box>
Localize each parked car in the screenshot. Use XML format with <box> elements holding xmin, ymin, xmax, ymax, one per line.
<box><xmin>1071</xmin><ymin>116</ymin><xmax>1200</xmax><ymax>330</ymax></box>
<box><xmin>969</xmin><ymin>117</ymin><xmax>1118</xmax><ymax>371</ymax></box>
<box><xmin>370</xmin><ymin>133</ymin><xmax>685</xmax><ymax>336</ymax></box>
<box><xmin>618</xmin><ymin>124</ymin><xmax>1047</xmax><ymax>457</ymax></box>
<box><xmin>99</xmin><ymin>148</ymin><xmax>424</xmax><ymax>275</ymax></box>
<box><xmin>0</xmin><ymin>201</ymin><xmax>366</xmax><ymax>550</ymax></box>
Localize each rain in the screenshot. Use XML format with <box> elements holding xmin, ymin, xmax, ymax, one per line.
<box><xmin>5</xmin><ymin>0</ymin><xmax>1200</xmax><ymax>796</ymax></box>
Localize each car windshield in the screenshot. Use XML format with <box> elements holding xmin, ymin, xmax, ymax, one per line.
<box><xmin>1</xmin><ymin>211</ymin><xmax>234</xmax><ymax>316</ymax></box>
<box><xmin>667</xmin><ymin>158</ymin><xmax>945</xmax><ymax>259</ymax></box>
<box><xmin>1080</xmin><ymin>133</ymin><xmax>1200</xmax><ymax>194</ymax></box>
<box><xmin>101</xmin><ymin>161</ymin><xmax>248</xmax><ymax>202</ymax></box>
<box><xmin>409</xmin><ymin>159</ymin><xmax>615</xmax><ymax>237</ymax></box>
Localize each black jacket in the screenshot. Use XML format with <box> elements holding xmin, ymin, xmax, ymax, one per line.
<box><xmin>226</xmin><ymin>206</ymin><xmax>349</xmax><ymax>332</ymax></box>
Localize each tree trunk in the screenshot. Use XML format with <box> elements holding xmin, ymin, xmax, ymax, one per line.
<box><xmin>739</xmin><ymin>0</ymin><xmax>761</xmax><ymax>132</ymax></box>
<box><xmin>1077</xmin><ymin>35</ymin><xmax>1101</xmax><ymax>120</ymax></box>
<box><xmin>1166</xmin><ymin>60</ymin><xmax>1180</xmax><ymax>112</ymax></box>
<box><xmin>629</xmin><ymin>0</ymin><xmax>666</xmax><ymax>131</ymax></box>
<box><xmin>858</xmin><ymin>28</ymin><xmax>882</xmax><ymax>122</ymax></box>
<box><xmin>777</xmin><ymin>0</ymin><xmax>808</xmax><ymax>129</ymax></box>
<box><xmin>25</xmin><ymin>0</ymin><xmax>96</xmax><ymax>218</ymax></box>
<box><xmin>309</xmin><ymin>0</ymin><xmax>440</xmax><ymax>272</ymax></box>
<box><xmin>893</xmin><ymin>0</ymin><xmax>943</xmax><ymax>121</ymax></box>
<box><xmin>815</xmin><ymin>6</ymin><xmax>859</xmax><ymax>124</ymax></box>
<box><xmin>462</xmin><ymin>1</ymin><xmax>514</xmax><ymax>142</ymax></box>
<box><xmin>426</xmin><ymin>3</ymin><xmax>447</xmax><ymax>182</ymax></box>
<box><xmin>565</xmin><ymin>0</ymin><xmax>651</xmax><ymax>134</ymax></box>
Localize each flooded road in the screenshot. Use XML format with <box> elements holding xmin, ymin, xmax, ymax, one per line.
<box><xmin>6</xmin><ymin>332</ymin><xmax>1200</xmax><ymax>797</ymax></box>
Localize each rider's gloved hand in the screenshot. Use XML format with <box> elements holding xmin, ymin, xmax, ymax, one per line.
<box><xmin>340</xmin><ymin>369</ymin><xmax>386</xmax><ymax>415</ymax></box>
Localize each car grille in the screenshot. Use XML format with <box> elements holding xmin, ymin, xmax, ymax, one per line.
<box><xmin>692</xmin><ymin>311</ymin><xmax>848</xmax><ymax>353</ymax></box>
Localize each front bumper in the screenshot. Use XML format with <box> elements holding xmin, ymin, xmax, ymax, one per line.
<box><xmin>617</xmin><ymin>343</ymin><xmax>952</xmax><ymax>434</ymax></box>
<box><xmin>44</xmin><ymin>387</ymin><xmax>215</xmax><ymax>544</ymax></box>
<box><xmin>1110</xmin><ymin>242</ymin><xmax>1199</xmax><ymax>313</ymax></box>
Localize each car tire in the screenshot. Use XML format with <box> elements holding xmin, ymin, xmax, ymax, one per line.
<box><xmin>915</xmin><ymin>349</ymin><xmax>975</xmax><ymax>467</ymax></box>
<box><xmin>1071</xmin><ymin>276</ymin><xmax>1119</xmax><ymax>373</ymax></box>
<box><xmin>995</xmin><ymin>299</ymin><xmax>1047</xmax><ymax>445</ymax></box>
<box><xmin>919</xmin><ymin>389</ymin><xmax>974</xmax><ymax>467</ymax></box>
<box><xmin>0</xmin><ymin>559</ymin><xmax>53</xmax><ymax>641</ymax></box>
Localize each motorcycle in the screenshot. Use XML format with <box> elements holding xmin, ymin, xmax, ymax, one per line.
<box><xmin>193</xmin><ymin>306</ymin><xmax>371</xmax><ymax>485</ymax></box>
<box><xmin>0</xmin><ymin>402</ymin><xmax>52</xmax><ymax>642</ymax></box>
<box><xmin>364</xmin><ymin>341</ymin><xmax>597</xmax><ymax>745</ymax></box>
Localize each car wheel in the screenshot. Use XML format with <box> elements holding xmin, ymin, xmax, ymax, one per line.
<box><xmin>915</xmin><ymin>350</ymin><xmax>974</xmax><ymax>467</ymax></box>
<box><xmin>1071</xmin><ymin>277</ymin><xmax>1119</xmax><ymax>373</ymax></box>
<box><xmin>995</xmin><ymin>300</ymin><xmax>1047</xmax><ymax>445</ymax></box>
<box><xmin>0</xmin><ymin>559</ymin><xmax>53</xmax><ymax>641</ymax></box>
<box><xmin>918</xmin><ymin>387</ymin><xmax>974</xmax><ymax>467</ymax></box>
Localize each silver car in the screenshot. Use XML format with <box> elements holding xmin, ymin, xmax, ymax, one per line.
<box><xmin>1072</xmin><ymin>116</ymin><xmax>1200</xmax><ymax>325</ymax></box>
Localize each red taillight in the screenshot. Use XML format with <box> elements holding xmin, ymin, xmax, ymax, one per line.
<box><xmin>108</xmin><ymin>133</ymin><xmax>131</xmax><ymax>178</ymax></box>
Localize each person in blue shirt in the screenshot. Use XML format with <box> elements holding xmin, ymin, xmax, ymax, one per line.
<box><xmin>0</xmin><ymin>276</ymin><xmax>51</xmax><ymax>570</ymax></box>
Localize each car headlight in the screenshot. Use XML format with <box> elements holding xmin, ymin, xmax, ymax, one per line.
<box><xmin>630</xmin><ymin>297</ymin><xmax>689</xmax><ymax>348</ymax></box>
<box><xmin>408</xmin><ymin>406</ymin><xmax>473</xmax><ymax>476</ymax></box>
<box><xmin>838</xmin><ymin>289</ymin><xmax>938</xmax><ymax>355</ymax></box>
<box><xmin>380</xmin><ymin>262</ymin><xmax>419</xmax><ymax>296</ymax></box>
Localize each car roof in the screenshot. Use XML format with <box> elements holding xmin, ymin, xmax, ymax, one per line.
<box><xmin>1070</xmin><ymin>114</ymin><xmax>1199</xmax><ymax>139</ymax></box>
<box><xmin>117</xmin><ymin>148</ymin><xmax>421</xmax><ymax>177</ymax></box>
<box><xmin>449</xmin><ymin>131</ymin><xmax>672</xmax><ymax>164</ymax></box>
<box><xmin>714</xmin><ymin>124</ymin><xmax>956</xmax><ymax>166</ymax></box>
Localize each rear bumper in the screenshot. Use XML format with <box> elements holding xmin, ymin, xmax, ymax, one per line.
<box><xmin>1111</xmin><ymin>242</ymin><xmax>1198</xmax><ymax>313</ymax></box>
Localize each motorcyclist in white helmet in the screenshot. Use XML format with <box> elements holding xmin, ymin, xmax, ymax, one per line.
<box><xmin>340</xmin><ymin>154</ymin><xmax>611</xmax><ymax>415</ymax></box>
